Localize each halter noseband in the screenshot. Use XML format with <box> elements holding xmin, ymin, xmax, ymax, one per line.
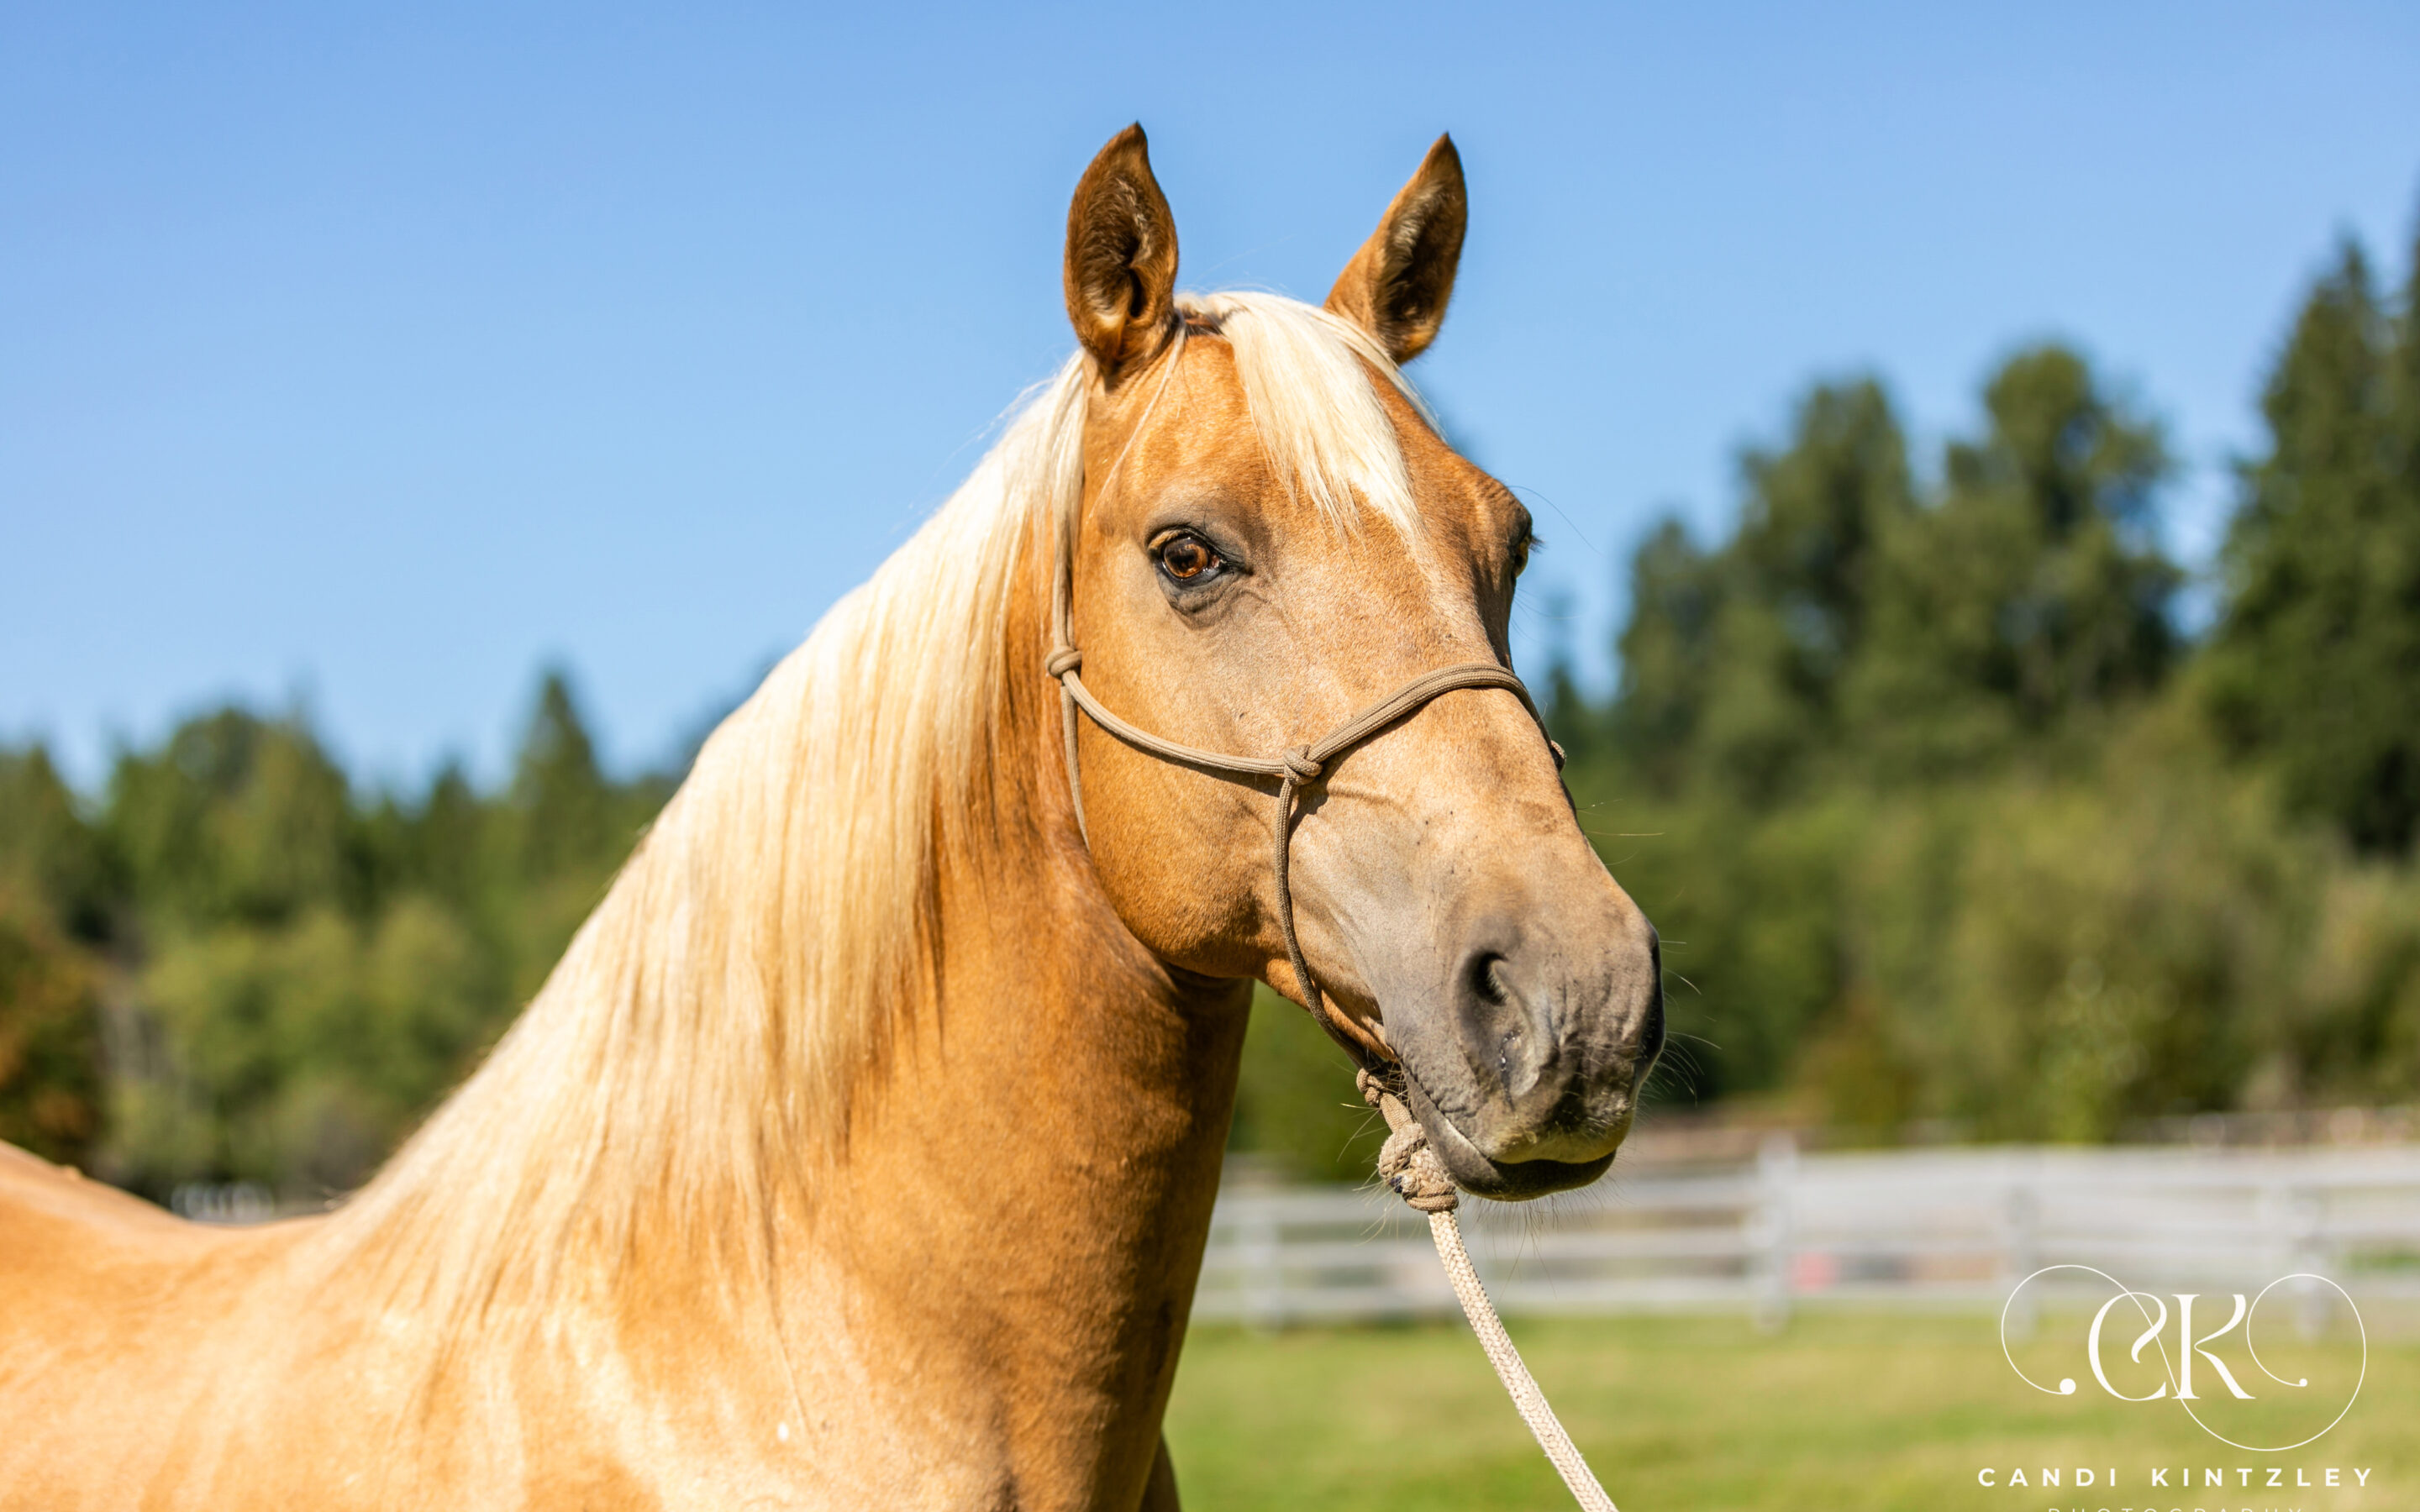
<box><xmin>1046</xmin><ymin>535</ymin><xmax>1565</xmax><ymax>1063</ymax></box>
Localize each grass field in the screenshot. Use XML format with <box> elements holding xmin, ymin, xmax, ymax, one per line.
<box><xmin>1164</xmin><ymin>1312</ymin><xmax>2415</xmax><ymax>1511</ymax></box>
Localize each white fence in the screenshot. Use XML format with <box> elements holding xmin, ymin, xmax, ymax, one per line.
<box><xmin>169</xmin><ymin>1180</ymin><xmax>277</xmax><ymax>1224</ymax></box>
<box><xmin>1194</xmin><ymin>1140</ymin><xmax>2420</xmax><ymax>1328</ymax></box>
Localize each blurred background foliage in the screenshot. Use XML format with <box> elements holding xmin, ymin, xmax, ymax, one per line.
<box><xmin>4</xmin><ymin>224</ymin><xmax>2418</xmax><ymax>1198</ymax></box>
<box><xmin>1525</xmin><ymin>223</ymin><xmax>2420</xmax><ymax>1161</ymax></box>
<box><xmin>0</xmin><ymin>673</ymin><xmax>670</xmax><ymax>1196</ymax></box>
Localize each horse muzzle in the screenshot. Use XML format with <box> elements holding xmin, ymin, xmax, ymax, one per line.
<box><xmin>1377</xmin><ymin>903</ymin><xmax>1665</xmax><ymax>1201</ymax></box>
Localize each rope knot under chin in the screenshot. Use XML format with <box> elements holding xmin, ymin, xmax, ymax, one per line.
<box><xmin>1357</xmin><ymin>1068</ymin><xmax>1460</xmax><ymax>1215</ymax></box>
<box><xmin>1282</xmin><ymin>747</ymin><xmax>1323</xmax><ymax>782</ymax></box>
<box><xmin>1044</xmin><ymin>647</ymin><xmax>1084</xmax><ymax>678</ymax></box>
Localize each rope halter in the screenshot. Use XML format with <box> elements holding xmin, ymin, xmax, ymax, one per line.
<box><xmin>1046</xmin><ymin>569</ymin><xmax>1562</xmax><ymax>1057</ymax></box>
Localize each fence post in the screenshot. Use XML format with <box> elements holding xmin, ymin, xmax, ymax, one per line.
<box><xmin>169</xmin><ymin>1181</ymin><xmax>275</xmax><ymax>1225</ymax></box>
<box><xmin>2001</xmin><ymin>1183</ymin><xmax>2040</xmax><ymax>1341</ymax></box>
<box><xmin>1750</xmin><ymin>1132</ymin><xmax>1797</xmax><ymax>1333</ymax></box>
<box><xmin>1239</xmin><ymin>1200</ymin><xmax>1284</xmax><ymax>1333</ymax></box>
<box><xmin>2289</xmin><ymin>1184</ymin><xmax>2332</xmax><ymax>1341</ymax></box>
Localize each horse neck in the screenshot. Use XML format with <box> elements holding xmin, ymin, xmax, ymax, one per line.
<box><xmin>309</xmin><ymin>547</ymin><xmax>1248</xmax><ymax>1497</ymax></box>
<box><xmin>784</xmin><ymin>578</ymin><xmax>1253</xmax><ymax>1495</ymax></box>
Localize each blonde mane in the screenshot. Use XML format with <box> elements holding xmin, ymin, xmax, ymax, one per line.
<box><xmin>314</xmin><ymin>291</ymin><xmax>1431</xmax><ymax>1333</ymax></box>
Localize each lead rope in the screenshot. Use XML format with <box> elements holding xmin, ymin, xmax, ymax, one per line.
<box><xmin>1359</xmin><ymin>1068</ymin><xmax>1620</xmax><ymax>1512</ymax></box>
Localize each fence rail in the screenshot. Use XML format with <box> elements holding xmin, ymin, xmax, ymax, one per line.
<box><xmin>1195</xmin><ymin>1140</ymin><xmax>2420</xmax><ymax>1328</ymax></box>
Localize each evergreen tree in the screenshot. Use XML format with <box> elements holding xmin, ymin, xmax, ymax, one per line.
<box><xmin>506</xmin><ymin>669</ymin><xmax>618</xmax><ymax>883</ymax></box>
<box><xmin>103</xmin><ymin>710</ymin><xmax>362</xmax><ymax>928</ymax></box>
<box><xmin>1732</xmin><ymin>378</ymin><xmax>1913</xmax><ymax>706</ymax></box>
<box><xmin>1850</xmin><ymin>344</ymin><xmax>2177</xmax><ymax>773</ymax></box>
<box><xmin>1607</xmin><ymin>519</ymin><xmax>1722</xmax><ymax>796</ymax></box>
<box><xmin>1607</xmin><ymin>379</ymin><xmax>1918</xmax><ymax>801</ymax></box>
<box><xmin>1699</xmin><ymin>378</ymin><xmax>1914</xmax><ymax>800</ymax></box>
<box><xmin>0</xmin><ymin>744</ymin><xmax>113</xmax><ymax>942</ymax></box>
<box><xmin>2207</xmin><ymin>239</ymin><xmax>2420</xmax><ymax>855</ymax></box>
<box><xmin>404</xmin><ymin>761</ymin><xmax>487</xmax><ymax>911</ymax></box>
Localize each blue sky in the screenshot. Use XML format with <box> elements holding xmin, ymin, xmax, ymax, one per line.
<box><xmin>5</xmin><ymin>2</ymin><xmax>2417</xmax><ymax>787</ymax></box>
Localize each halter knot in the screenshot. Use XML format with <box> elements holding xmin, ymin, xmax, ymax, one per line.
<box><xmin>1044</xmin><ymin>647</ymin><xmax>1084</xmax><ymax>679</ymax></box>
<box><xmin>1358</xmin><ymin>1069</ymin><xmax>1460</xmax><ymax>1215</ymax></box>
<box><xmin>1281</xmin><ymin>748</ymin><xmax>1324</xmax><ymax>782</ymax></box>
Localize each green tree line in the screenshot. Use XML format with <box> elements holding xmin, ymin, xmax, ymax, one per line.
<box><xmin>0</xmin><ymin>674</ymin><xmax>670</xmax><ymax>1195</ymax></box>
<box><xmin>1523</xmin><ymin>230</ymin><xmax>2420</xmax><ymax>1147</ymax></box>
<box><xmin>5</xmin><ymin>221</ymin><xmax>2418</xmax><ymax>1195</ymax></box>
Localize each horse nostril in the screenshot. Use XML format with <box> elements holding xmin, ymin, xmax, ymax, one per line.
<box><xmin>1468</xmin><ymin>951</ymin><xmax>1512</xmax><ymax>1008</ymax></box>
<box><xmin>1458</xmin><ymin>946</ymin><xmax>1555</xmax><ymax>1100</ymax></box>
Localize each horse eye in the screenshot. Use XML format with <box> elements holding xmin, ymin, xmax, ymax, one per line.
<box><xmin>1157</xmin><ymin>533</ymin><xmax>1220</xmax><ymax>583</ymax></box>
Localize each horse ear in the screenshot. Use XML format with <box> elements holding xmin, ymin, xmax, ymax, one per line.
<box><xmin>1064</xmin><ymin>124</ymin><xmax>1181</xmax><ymax>379</ymax></box>
<box><xmin>1325</xmin><ymin>134</ymin><xmax>1467</xmax><ymax>365</ymax></box>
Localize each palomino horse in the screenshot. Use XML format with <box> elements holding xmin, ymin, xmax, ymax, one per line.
<box><xmin>0</xmin><ymin>126</ymin><xmax>1662</xmax><ymax>1509</ymax></box>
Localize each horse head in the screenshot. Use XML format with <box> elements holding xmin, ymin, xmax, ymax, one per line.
<box><xmin>1052</xmin><ymin>126</ymin><xmax>1664</xmax><ymax>1200</ymax></box>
